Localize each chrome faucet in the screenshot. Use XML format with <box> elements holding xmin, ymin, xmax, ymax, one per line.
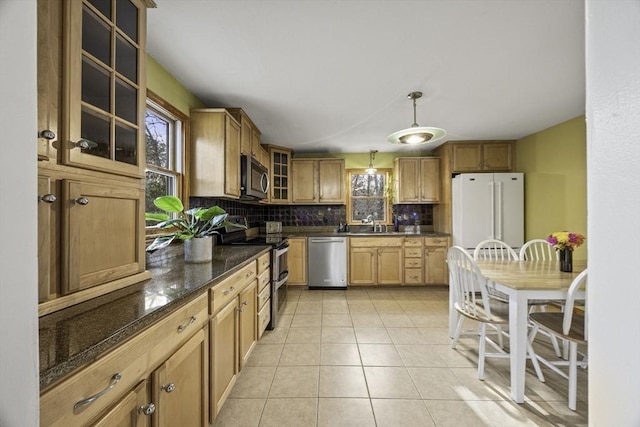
<box><xmin>363</xmin><ymin>214</ymin><xmax>376</xmax><ymax>231</ymax></box>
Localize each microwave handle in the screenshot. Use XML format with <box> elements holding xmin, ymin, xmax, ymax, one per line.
<box><xmin>260</xmin><ymin>172</ymin><xmax>270</xmax><ymax>194</ymax></box>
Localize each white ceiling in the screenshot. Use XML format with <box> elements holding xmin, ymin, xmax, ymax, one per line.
<box><xmin>146</xmin><ymin>0</ymin><xmax>585</xmax><ymax>154</ymax></box>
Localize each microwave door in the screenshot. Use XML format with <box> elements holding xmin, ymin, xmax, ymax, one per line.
<box><xmin>260</xmin><ymin>172</ymin><xmax>269</xmax><ymax>194</ymax></box>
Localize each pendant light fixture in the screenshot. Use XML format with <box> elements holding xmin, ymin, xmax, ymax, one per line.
<box><xmin>387</xmin><ymin>91</ymin><xmax>446</xmax><ymax>145</ymax></box>
<box><xmin>365</xmin><ymin>149</ymin><xmax>378</xmax><ymax>174</ymax></box>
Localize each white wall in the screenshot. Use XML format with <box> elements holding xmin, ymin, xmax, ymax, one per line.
<box><xmin>0</xmin><ymin>0</ymin><xmax>40</xmax><ymax>425</ymax></box>
<box><xmin>586</xmin><ymin>1</ymin><xmax>640</xmax><ymax>425</ymax></box>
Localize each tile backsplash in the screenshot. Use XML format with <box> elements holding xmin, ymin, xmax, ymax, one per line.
<box><xmin>190</xmin><ymin>198</ymin><xmax>433</xmax><ymax>228</ymax></box>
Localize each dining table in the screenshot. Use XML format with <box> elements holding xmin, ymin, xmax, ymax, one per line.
<box><xmin>452</xmin><ymin>259</ymin><xmax>587</xmax><ymax>403</ymax></box>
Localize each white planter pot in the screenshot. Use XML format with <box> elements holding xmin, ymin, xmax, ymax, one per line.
<box><xmin>184</xmin><ymin>236</ymin><xmax>213</xmax><ymax>263</ymax></box>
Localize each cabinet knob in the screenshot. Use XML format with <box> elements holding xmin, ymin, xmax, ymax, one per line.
<box><xmin>39</xmin><ymin>193</ymin><xmax>57</xmax><ymax>203</ymax></box>
<box><xmin>161</xmin><ymin>383</ymin><xmax>175</xmax><ymax>393</ymax></box>
<box><xmin>71</xmin><ymin>139</ymin><xmax>91</xmax><ymax>150</ymax></box>
<box><xmin>39</xmin><ymin>129</ymin><xmax>56</xmax><ymax>140</ymax></box>
<box><xmin>138</xmin><ymin>403</ymin><xmax>156</xmax><ymax>415</ymax></box>
<box><xmin>74</xmin><ymin>197</ymin><xmax>89</xmax><ymax>205</ymax></box>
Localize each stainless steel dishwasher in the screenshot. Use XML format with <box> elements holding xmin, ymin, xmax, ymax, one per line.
<box><xmin>307</xmin><ymin>236</ymin><xmax>347</xmax><ymax>289</ymax></box>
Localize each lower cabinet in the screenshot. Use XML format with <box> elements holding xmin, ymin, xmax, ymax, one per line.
<box><xmin>209</xmin><ymin>260</ymin><xmax>259</xmax><ymax>422</ymax></box>
<box><xmin>424</xmin><ymin>237</ymin><xmax>449</xmax><ymax>285</ymax></box>
<box><xmin>39</xmin><ymin>295</ymin><xmax>208</xmax><ymax>427</ymax></box>
<box><xmin>403</xmin><ymin>237</ymin><xmax>424</xmax><ymax>285</ymax></box>
<box><xmin>152</xmin><ymin>327</ymin><xmax>209</xmax><ymax>427</ymax></box>
<box><xmin>349</xmin><ymin>238</ymin><xmax>403</xmax><ymax>285</ymax></box>
<box><xmin>288</xmin><ymin>237</ymin><xmax>307</xmax><ymax>285</ymax></box>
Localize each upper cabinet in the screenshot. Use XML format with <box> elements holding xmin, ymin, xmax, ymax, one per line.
<box><xmin>394</xmin><ymin>157</ymin><xmax>441</xmax><ymax>204</ymax></box>
<box><xmin>269</xmin><ymin>145</ymin><xmax>292</xmax><ymax>203</ymax></box>
<box><xmin>190</xmin><ymin>109</ymin><xmax>241</xmax><ymax>198</ymax></box>
<box><xmin>451</xmin><ymin>141</ymin><xmax>515</xmax><ymax>172</ymax></box>
<box><xmin>59</xmin><ymin>0</ymin><xmax>152</xmax><ymax>178</ymax></box>
<box><xmin>291</xmin><ymin>158</ymin><xmax>345</xmax><ymax>204</ymax></box>
<box><xmin>228</xmin><ymin>108</ymin><xmax>270</xmax><ymax>169</ymax></box>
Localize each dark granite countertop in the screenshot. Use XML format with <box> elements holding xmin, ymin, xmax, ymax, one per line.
<box><xmin>38</xmin><ymin>244</ymin><xmax>270</xmax><ymax>390</ymax></box>
<box><xmin>285</xmin><ymin>231</ymin><xmax>450</xmax><ymax>238</ymax></box>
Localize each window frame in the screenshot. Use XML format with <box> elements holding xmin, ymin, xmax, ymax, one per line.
<box><xmin>346</xmin><ymin>168</ymin><xmax>393</xmax><ymax>225</ymax></box>
<box><xmin>144</xmin><ymin>90</ymin><xmax>189</xmax><ymax>233</ymax></box>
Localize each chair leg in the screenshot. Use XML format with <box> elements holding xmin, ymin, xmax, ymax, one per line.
<box><xmin>527</xmin><ymin>340</ymin><xmax>545</xmax><ymax>382</ymax></box>
<box><xmin>568</xmin><ymin>342</ymin><xmax>578</xmax><ymax>411</ymax></box>
<box><xmin>478</xmin><ymin>323</ymin><xmax>486</xmax><ymax>380</ymax></box>
<box><xmin>451</xmin><ymin>315</ymin><xmax>465</xmax><ymax>349</ymax></box>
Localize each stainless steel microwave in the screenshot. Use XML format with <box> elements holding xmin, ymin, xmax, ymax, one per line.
<box><xmin>240</xmin><ymin>155</ymin><xmax>269</xmax><ymax>199</ymax></box>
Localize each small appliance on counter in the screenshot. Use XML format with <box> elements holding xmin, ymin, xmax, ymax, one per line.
<box><xmin>265</xmin><ymin>221</ymin><xmax>282</xmax><ymax>234</ymax></box>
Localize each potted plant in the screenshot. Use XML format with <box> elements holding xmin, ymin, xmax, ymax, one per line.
<box><xmin>145</xmin><ymin>196</ymin><xmax>239</xmax><ymax>262</ymax></box>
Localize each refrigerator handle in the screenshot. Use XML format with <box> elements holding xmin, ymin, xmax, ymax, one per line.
<box><xmin>496</xmin><ymin>181</ymin><xmax>503</xmax><ymax>240</ymax></box>
<box><xmin>490</xmin><ymin>181</ymin><xmax>495</xmax><ymax>239</ymax></box>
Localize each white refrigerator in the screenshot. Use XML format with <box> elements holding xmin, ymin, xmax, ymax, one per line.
<box><xmin>452</xmin><ymin>173</ymin><xmax>524</xmax><ymax>250</ymax></box>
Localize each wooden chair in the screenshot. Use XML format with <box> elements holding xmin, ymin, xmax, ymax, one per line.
<box><xmin>448</xmin><ymin>246</ymin><xmax>544</xmax><ymax>381</ymax></box>
<box><xmin>528</xmin><ymin>269</ymin><xmax>588</xmax><ymax>411</ymax></box>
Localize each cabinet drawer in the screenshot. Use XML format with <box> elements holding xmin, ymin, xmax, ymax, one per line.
<box><xmin>40</xmin><ymin>294</ymin><xmax>207</xmax><ymax>427</ymax></box>
<box><xmin>424</xmin><ymin>237</ymin><xmax>448</xmax><ymax>247</ymax></box>
<box><xmin>210</xmin><ymin>262</ymin><xmax>257</xmax><ymax>315</ymax></box>
<box><xmin>257</xmin><ymin>268</ymin><xmax>270</xmax><ymax>293</ymax></box>
<box><xmin>404</xmin><ymin>248</ymin><xmax>422</xmax><ymax>258</ymax></box>
<box><xmin>257</xmin><ymin>284</ymin><xmax>271</xmax><ymax>309</ymax></box>
<box><xmin>404</xmin><ymin>237</ymin><xmax>423</xmax><ymax>247</ymax></box>
<box><xmin>258</xmin><ymin>302</ymin><xmax>271</xmax><ymax>339</ymax></box>
<box><xmin>349</xmin><ymin>237</ymin><xmax>403</xmax><ymax>247</ymax></box>
<box><xmin>257</xmin><ymin>252</ymin><xmax>270</xmax><ymax>274</ymax></box>
<box><xmin>404</xmin><ymin>268</ymin><xmax>423</xmax><ymax>284</ymax></box>
<box><xmin>405</xmin><ymin>258</ymin><xmax>422</xmax><ymax>269</ymax></box>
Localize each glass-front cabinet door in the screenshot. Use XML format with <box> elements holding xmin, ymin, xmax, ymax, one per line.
<box><xmin>62</xmin><ymin>0</ymin><xmax>150</xmax><ymax>177</ymax></box>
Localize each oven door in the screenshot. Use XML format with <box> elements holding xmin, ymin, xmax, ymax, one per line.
<box><xmin>270</xmin><ymin>242</ymin><xmax>289</xmax><ymax>329</ymax></box>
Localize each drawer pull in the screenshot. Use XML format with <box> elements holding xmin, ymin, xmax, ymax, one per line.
<box><xmin>223</xmin><ymin>286</ymin><xmax>235</xmax><ymax>296</ymax></box>
<box><xmin>73</xmin><ymin>373</ymin><xmax>122</xmax><ymax>413</ymax></box>
<box><xmin>138</xmin><ymin>403</ymin><xmax>156</xmax><ymax>415</ymax></box>
<box><xmin>161</xmin><ymin>383</ymin><xmax>175</xmax><ymax>393</ymax></box>
<box><xmin>177</xmin><ymin>315</ymin><xmax>196</xmax><ymax>333</ymax></box>
<box><xmin>246</xmin><ymin>271</ymin><xmax>254</xmax><ymax>278</ymax></box>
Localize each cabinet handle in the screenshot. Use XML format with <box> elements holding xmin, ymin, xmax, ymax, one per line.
<box><xmin>74</xmin><ymin>197</ymin><xmax>89</xmax><ymax>205</ymax></box>
<box><xmin>71</xmin><ymin>139</ymin><xmax>91</xmax><ymax>150</ymax></box>
<box><xmin>177</xmin><ymin>315</ymin><xmax>196</xmax><ymax>333</ymax></box>
<box><xmin>73</xmin><ymin>373</ymin><xmax>122</xmax><ymax>413</ymax></box>
<box><xmin>39</xmin><ymin>129</ymin><xmax>56</xmax><ymax>140</ymax></box>
<box><xmin>138</xmin><ymin>403</ymin><xmax>156</xmax><ymax>415</ymax></box>
<box><xmin>246</xmin><ymin>271</ymin><xmax>254</xmax><ymax>278</ymax></box>
<box><xmin>39</xmin><ymin>194</ymin><xmax>56</xmax><ymax>203</ymax></box>
<box><xmin>161</xmin><ymin>383</ymin><xmax>175</xmax><ymax>393</ymax></box>
<box><xmin>223</xmin><ymin>286</ymin><xmax>235</xmax><ymax>295</ymax></box>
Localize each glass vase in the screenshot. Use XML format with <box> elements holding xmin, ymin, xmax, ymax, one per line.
<box><xmin>559</xmin><ymin>249</ymin><xmax>573</xmax><ymax>272</ymax></box>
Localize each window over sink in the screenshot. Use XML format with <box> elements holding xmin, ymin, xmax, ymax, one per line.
<box><xmin>347</xmin><ymin>169</ymin><xmax>392</xmax><ymax>225</ymax></box>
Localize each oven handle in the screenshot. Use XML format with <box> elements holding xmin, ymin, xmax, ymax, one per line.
<box><xmin>274</xmin><ymin>244</ymin><xmax>289</xmax><ymax>257</ymax></box>
<box><xmin>274</xmin><ymin>271</ymin><xmax>289</xmax><ymax>288</ymax></box>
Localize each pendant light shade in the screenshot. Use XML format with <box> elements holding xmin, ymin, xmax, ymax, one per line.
<box><xmin>387</xmin><ymin>92</ymin><xmax>446</xmax><ymax>145</ymax></box>
<box><xmin>365</xmin><ymin>149</ymin><xmax>378</xmax><ymax>174</ymax></box>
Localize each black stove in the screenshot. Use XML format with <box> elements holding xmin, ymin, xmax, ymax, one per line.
<box><xmin>216</xmin><ymin>230</ymin><xmax>287</xmax><ymax>248</ymax></box>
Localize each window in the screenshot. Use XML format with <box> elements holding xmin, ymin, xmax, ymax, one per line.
<box><xmin>347</xmin><ymin>169</ymin><xmax>392</xmax><ymax>224</ymax></box>
<box><xmin>144</xmin><ymin>93</ymin><xmax>187</xmax><ymax>219</ymax></box>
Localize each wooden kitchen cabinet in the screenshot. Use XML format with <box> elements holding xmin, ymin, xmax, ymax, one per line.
<box><xmin>269</xmin><ymin>145</ymin><xmax>292</xmax><ymax>203</ymax></box>
<box><xmin>424</xmin><ymin>237</ymin><xmax>449</xmax><ymax>284</ymax></box>
<box><xmin>394</xmin><ymin>157</ymin><xmax>440</xmax><ymax>203</ymax></box>
<box><xmin>451</xmin><ymin>141</ymin><xmax>514</xmax><ymax>172</ymax></box>
<box><xmin>91</xmin><ymin>379</ymin><xmax>152</xmax><ymax>427</ymax></box>
<box><xmin>349</xmin><ymin>237</ymin><xmax>403</xmax><ymax>285</ymax></box>
<box><xmin>36</xmin><ymin>0</ymin><xmax>153</xmax><ymax>311</ymax></box>
<box><xmin>291</xmin><ymin>158</ymin><xmax>345</xmax><ymax>204</ymax></box>
<box><xmin>152</xmin><ymin>327</ymin><xmax>209</xmax><ymax>427</ymax></box>
<box><xmin>60</xmin><ymin>0</ymin><xmax>151</xmax><ymax>178</ymax></box>
<box><xmin>209</xmin><ymin>260</ymin><xmax>259</xmax><ymax>421</ymax></box>
<box><xmin>288</xmin><ymin>237</ymin><xmax>307</xmax><ymax>285</ymax></box>
<box><xmin>40</xmin><ymin>295</ymin><xmax>208</xmax><ymax>427</ymax></box>
<box><xmin>228</xmin><ymin>108</ymin><xmax>269</xmax><ymax>167</ymax></box>
<box><xmin>61</xmin><ymin>179</ymin><xmax>147</xmax><ymax>295</ymax></box>
<box><xmin>403</xmin><ymin>237</ymin><xmax>424</xmax><ymax>285</ymax></box>
<box><xmin>190</xmin><ymin>109</ymin><xmax>241</xmax><ymax>198</ymax></box>
<box><xmin>238</xmin><ymin>281</ymin><xmax>257</xmax><ymax>369</ymax></box>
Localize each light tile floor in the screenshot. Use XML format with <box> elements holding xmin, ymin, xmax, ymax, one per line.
<box><xmin>213</xmin><ymin>287</ymin><xmax>588</xmax><ymax>427</ymax></box>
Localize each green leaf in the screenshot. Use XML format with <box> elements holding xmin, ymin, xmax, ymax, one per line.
<box><xmin>145</xmin><ymin>212</ymin><xmax>169</xmax><ymax>222</ymax></box>
<box><xmin>199</xmin><ymin>206</ymin><xmax>226</xmax><ymax>222</ymax></box>
<box><xmin>153</xmin><ymin>195</ymin><xmax>184</xmax><ymax>213</ymax></box>
<box><xmin>145</xmin><ymin>235</ymin><xmax>176</xmax><ymax>252</ymax></box>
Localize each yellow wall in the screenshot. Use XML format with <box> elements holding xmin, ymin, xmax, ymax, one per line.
<box><xmin>516</xmin><ymin>116</ymin><xmax>587</xmax><ymax>260</ymax></box>
<box><xmin>292</xmin><ymin>151</ymin><xmax>433</xmax><ymax>169</ymax></box>
<box><xmin>146</xmin><ymin>55</ymin><xmax>206</xmax><ymax>115</ymax></box>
